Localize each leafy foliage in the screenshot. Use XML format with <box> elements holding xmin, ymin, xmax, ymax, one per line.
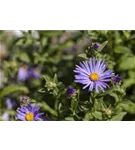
<box><xmin>0</xmin><ymin>30</ymin><xmax>135</xmax><ymax>121</ymax></box>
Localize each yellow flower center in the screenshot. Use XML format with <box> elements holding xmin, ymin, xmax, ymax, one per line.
<box><xmin>89</xmin><ymin>72</ymin><xmax>99</xmax><ymax>81</ymax></box>
<box><xmin>25</xmin><ymin>112</ymin><xmax>34</xmax><ymax>121</ymax></box>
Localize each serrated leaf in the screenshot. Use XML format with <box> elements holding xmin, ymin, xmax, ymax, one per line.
<box><xmin>0</xmin><ymin>84</ymin><xmax>29</xmax><ymax>98</ymax></box>
<box><xmin>92</xmin><ymin>111</ymin><xmax>102</xmax><ymax>120</ymax></box>
<box><xmin>97</xmin><ymin>41</ymin><xmax>108</xmax><ymax>52</ymax></box>
<box><xmin>110</xmin><ymin>112</ymin><xmax>127</xmax><ymax>121</ymax></box>
<box><xmin>78</xmin><ymin>53</ymin><xmax>88</xmax><ymax>59</ymax></box>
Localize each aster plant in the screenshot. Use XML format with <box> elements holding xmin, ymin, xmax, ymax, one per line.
<box><xmin>15</xmin><ymin>95</ymin><xmax>44</xmax><ymax>121</ymax></box>
<box><xmin>1</xmin><ymin>30</ymin><xmax>133</xmax><ymax>121</ymax></box>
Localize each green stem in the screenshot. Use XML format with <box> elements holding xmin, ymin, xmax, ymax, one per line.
<box><xmin>90</xmin><ymin>92</ymin><xmax>97</xmax><ymax>112</ymax></box>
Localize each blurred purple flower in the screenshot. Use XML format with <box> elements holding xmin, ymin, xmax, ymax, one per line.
<box><xmin>67</xmin><ymin>86</ymin><xmax>76</xmax><ymax>96</ymax></box>
<box><xmin>29</xmin><ymin>67</ymin><xmax>41</xmax><ymax>79</ymax></box>
<box><xmin>113</xmin><ymin>75</ymin><xmax>122</xmax><ymax>83</ymax></box>
<box><xmin>2</xmin><ymin>98</ymin><xmax>16</xmax><ymax>121</ymax></box>
<box><xmin>16</xmin><ymin>103</ymin><xmax>44</xmax><ymax>121</ymax></box>
<box><xmin>2</xmin><ymin>112</ymin><xmax>9</xmax><ymax>121</ymax></box>
<box><xmin>93</xmin><ymin>42</ymin><xmax>100</xmax><ymax>49</ymax></box>
<box><xmin>17</xmin><ymin>64</ymin><xmax>29</xmax><ymax>82</ymax></box>
<box><xmin>6</xmin><ymin>98</ymin><xmax>16</xmax><ymax>109</ymax></box>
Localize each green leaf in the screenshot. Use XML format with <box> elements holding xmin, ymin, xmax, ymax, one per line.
<box><xmin>38</xmin><ymin>88</ymin><xmax>45</xmax><ymax>93</ymax></box>
<box><xmin>53</xmin><ymin>74</ymin><xmax>58</xmax><ymax>83</ymax></box>
<box><xmin>6</xmin><ymin>109</ymin><xmax>16</xmax><ymax>115</ymax></box>
<box><xmin>38</xmin><ymin>102</ymin><xmax>57</xmax><ymax>116</ymax></box>
<box><xmin>71</xmin><ymin>99</ymin><xmax>78</xmax><ymax>114</ymax></box>
<box><xmin>92</xmin><ymin>111</ymin><xmax>102</xmax><ymax>120</ymax></box>
<box><xmin>62</xmin><ymin>55</ymin><xmax>74</xmax><ymax>60</ymax></box>
<box><xmin>110</xmin><ymin>112</ymin><xmax>127</xmax><ymax>121</ymax></box>
<box><xmin>97</xmin><ymin>41</ymin><xmax>108</xmax><ymax>52</ymax></box>
<box><xmin>15</xmin><ymin>52</ymin><xmax>30</xmax><ymax>63</ymax></box>
<box><xmin>15</xmin><ymin>38</ymin><xmax>25</xmax><ymax>46</ymax></box>
<box><xmin>0</xmin><ymin>84</ymin><xmax>29</xmax><ymax>98</ymax></box>
<box><xmin>114</xmin><ymin>46</ymin><xmax>131</xmax><ymax>54</ymax></box>
<box><xmin>64</xmin><ymin>117</ymin><xmax>74</xmax><ymax>121</ymax></box>
<box><xmin>43</xmin><ymin>31</ymin><xmax>62</xmax><ymax>37</ymax></box>
<box><xmin>119</xmin><ymin>57</ymin><xmax>135</xmax><ymax>70</ymax></box>
<box><xmin>78</xmin><ymin>53</ymin><xmax>88</xmax><ymax>59</ymax></box>
<box><xmin>120</xmin><ymin>101</ymin><xmax>135</xmax><ymax>114</ymax></box>
<box><xmin>83</xmin><ymin>112</ymin><xmax>94</xmax><ymax>121</ymax></box>
<box><xmin>60</xmin><ymin>41</ymin><xmax>74</xmax><ymax>49</ymax></box>
<box><xmin>122</xmin><ymin>78</ymin><xmax>135</xmax><ymax>88</ymax></box>
<box><xmin>109</xmin><ymin>93</ymin><xmax>120</xmax><ymax>102</ymax></box>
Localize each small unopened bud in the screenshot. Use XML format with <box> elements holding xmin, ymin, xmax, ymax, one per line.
<box><xmin>105</xmin><ymin>109</ymin><xmax>112</xmax><ymax>116</ymax></box>
<box><xmin>20</xmin><ymin>95</ymin><xmax>30</xmax><ymax>106</ymax></box>
<box><xmin>93</xmin><ymin>42</ymin><xmax>100</xmax><ymax>49</ymax></box>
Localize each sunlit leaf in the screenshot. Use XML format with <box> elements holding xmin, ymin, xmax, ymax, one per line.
<box><xmin>110</xmin><ymin>112</ymin><xmax>127</xmax><ymax>121</ymax></box>
<box><xmin>0</xmin><ymin>84</ymin><xmax>29</xmax><ymax>98</ymax></box>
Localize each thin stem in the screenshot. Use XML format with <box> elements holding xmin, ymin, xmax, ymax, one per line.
<box><xmin>91</xmin><ymin>91</ymin><xmax>97</xmax><ymax>112</ymax></box>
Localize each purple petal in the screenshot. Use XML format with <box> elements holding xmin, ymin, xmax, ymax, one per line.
<box><xmin>75</xmin><ymin>75</ymin><xmax>89</xmax><ymax>80</ymax></box>
<box><xmin>82</xmin><ymin>83</ymin><xmax>91</xmax><ymax>89</ymax></box>
<box><xmin>16</xmin><ymin>114</ymin><xmax>26</xmax><ymax>121</ymax></box>
<box><xmin>88</xmin><ymin>82</ymin><xmax>94</xmax><ymax>91</ymax></box>
<box><xmin>95</xmin><ymin>84</ymin><xmax>99</xmax><ymax>93</ymax></box>
<box><xmin>16</xmin><ymin>110</ymin><xmax>26</xmax><ymax>116</ymax></box>
<box><xmin>28</xmin><ymin>104</ymin><xmax>33</xmax><ymax>112</ymax></box>
<box><xmin>35</xmin><ymin>113</ymin><xmax>44</xmax><ymax>117</ymax></box>
<box><xmin>33</xmin><ymin>105</ymin><xmax>40</xmax><ymax>113</ymax></box>
<box><xmin>34</xmin><ymin>117</ymin><xmax>43</xmax><ymax>121</ymax></box>
<box><xmin>19</xmin><ymin>106</ymin><xmax>29</xmax><ymax>113</ymax></box>
<box><xmin>74</xmin><ymin>65</ymin><xmax>89</xmax><ymax>76</ymax></box>
<box><xmin>74</xmin><ymin>79</ymin><xmax>89</xmax><ymax>84</ymax></box>
<box><xmin>95</xmin><ymin>59</ymin><xmax>101</xmax><ymax>71</ymax></box>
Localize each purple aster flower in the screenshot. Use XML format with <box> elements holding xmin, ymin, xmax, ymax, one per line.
<box><xmin>2</xmin><ymin>112</ymin><xmax>9</xmax><ymax>121</ymax></box>
<box><xmin>113</xmin><ymin>75</ymin><xmax>122</xmax><ymax>83</ymax></box>
<box><xmin>6</xmin><ymin>98</ymin><xmax>16</xmax><ymax>109</ymax></box>
<box><xmin>17</xmin><ymin>64</ymin><xmax>29</xmax><ymax>82</ymax></box>
<box><xmin>16</xmin><ymin>103</ymin><xmax>44</xmax><ymax>121</ymax></box>
<box><xmin>93</xmin><ymin>42</ymin><xmax>100</xmax><ymax>49</ymax></box>
<box><xmin>67</xmin><ymin>86</ymin><xmax>76</xmax><ymax>96</ymax></box>
<box><xmin>74</xmin><ymin>58</ymin><xmax>114</xmax><ymax>92</ymax></box>
<box><xmin>28</xmin><ymin>67</ymin><xmax>41</xmax><ymax>79</ymax></box>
